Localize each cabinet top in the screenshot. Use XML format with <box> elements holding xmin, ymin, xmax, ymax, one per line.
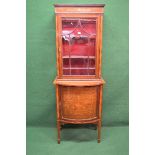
<box><xmin>53</xmin><ymin>78</ymin><xmax>105</xmax><ymax>86</ymax></box>
<box><xmin>54</xmin><ymin>4</ymin><xmax>105</xmax><ymax>7</ymax></box>
<box><xmin>54</xmin><ymin>4</ymin><xmax>105</xmax><ymax>14</ymax></box>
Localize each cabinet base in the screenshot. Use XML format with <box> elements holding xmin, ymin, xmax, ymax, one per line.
<box><xmin>57</xmin><ymin>120</ymin><xmax>102</xmax><ymax>144</ymax></box>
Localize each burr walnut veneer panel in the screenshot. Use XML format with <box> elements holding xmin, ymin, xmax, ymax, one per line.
<box><xmin>61</xmin><ymin>86</ymin><xmax>98</xmax><ymax>119</ymax></box>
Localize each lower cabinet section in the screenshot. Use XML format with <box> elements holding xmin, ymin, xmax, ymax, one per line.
<box><xmin>61</xmin><ymin>86</ymin><xmax>98</xmax><ymax>119</ymax></box>
<box><xmin>53</xmin><ymin>78</ymin><xmax>105</xmax><ymax>143</ymax></box>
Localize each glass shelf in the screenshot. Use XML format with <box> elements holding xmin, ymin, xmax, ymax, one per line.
<box><xmin>63</xmin><ymin>56</ymin><xmax>95</xmax><ymax>59</ymax></box>
<box><xmin>63</xmin><ymin>67</ymin><xmax>95</xmax><ymax>69</ymax></box>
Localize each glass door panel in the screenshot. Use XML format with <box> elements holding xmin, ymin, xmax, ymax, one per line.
<box><xmin>62</xmin><ymin>18</ymin><xmax>96</xmax><ymax>76</ymax></box>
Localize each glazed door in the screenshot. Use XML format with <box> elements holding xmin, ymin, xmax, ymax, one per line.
<box><xmin>58</xmin><ymin>17</ymin><xmax>100</xmax><ymax>78</ymax></box>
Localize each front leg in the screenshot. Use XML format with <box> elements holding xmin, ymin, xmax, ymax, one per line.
<box><xmin>57</xmin><ymin>120</ymin><xmax>61</xmax><ymax>144</ymax></box>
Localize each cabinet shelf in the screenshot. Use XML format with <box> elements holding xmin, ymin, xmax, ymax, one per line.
<box><xmin>63</xmin><ymin>56</ymin><xmax>95</xmax><ymax>59</ymax></box>
<box><xmin>63</xmin><ymin>67</ymin><xmax>95</xmax><ymax>70</ymax></box>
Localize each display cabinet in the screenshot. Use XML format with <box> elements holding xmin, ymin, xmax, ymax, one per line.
<box><xmin>53</xmin><ymin>4</ymin><xmax>105</xmax><ymax>143</ymax></box>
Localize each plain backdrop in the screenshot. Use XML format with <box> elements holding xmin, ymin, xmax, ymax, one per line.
<box><xmin>1</xmin><ymin>0</ymin><xmax>155</xmax><ymax>155</ymax></box>
<box><xmin>26</xmin><ymin>0</ymin><xmax>129</xmax><ymax>127</ymax></box>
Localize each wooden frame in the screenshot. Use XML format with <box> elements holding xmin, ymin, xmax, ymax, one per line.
<box><xmin>56</xmin><ymin>13</ymin><xmax>103</xmax><ymax>79</ymax></box>
<box><xmin>53</xmin><ymin>4</ymin><xmax>105</xmax><ymax>143</ymax></box>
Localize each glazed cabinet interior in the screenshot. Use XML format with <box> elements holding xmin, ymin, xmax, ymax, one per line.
<box><xmin>62</xmin><ymin>18</ymin><xmax>96</xmax><ymax>76</ymax></box>
<box><xmin>53</xmin><ymin>4</ymin><xmax>105</xmax><ymax>144</ymax></box>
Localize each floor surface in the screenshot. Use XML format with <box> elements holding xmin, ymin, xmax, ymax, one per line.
<box><xmin>27</xmin><ymin>126</ymin><xmax>129</xmax><ymax>155</ymax></box>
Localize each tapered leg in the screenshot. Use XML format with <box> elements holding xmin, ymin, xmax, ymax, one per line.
<box><xmin>56</xmin><ymin>85</ymin><xmax>61</xmax><ymax>144</ymax></box>
<box><xmin>97</xmin><ymin>121</ymin><xmax>101</xmax><ymax>143</ymax></box>
<box><xmin>98</xmin><ymin>85</ymin><xmax>103</xmax><ymax>143</ymax></box>
<box><xmin>57</xmin><ymin>121</ymin><xmax>61</xmax><ymax>144</ymax></box>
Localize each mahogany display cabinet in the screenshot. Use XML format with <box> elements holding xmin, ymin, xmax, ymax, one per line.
<box><xmin>53</xmin><ymin>4</ymin><xmax>106</xmax><ymax>143</ymax></box>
